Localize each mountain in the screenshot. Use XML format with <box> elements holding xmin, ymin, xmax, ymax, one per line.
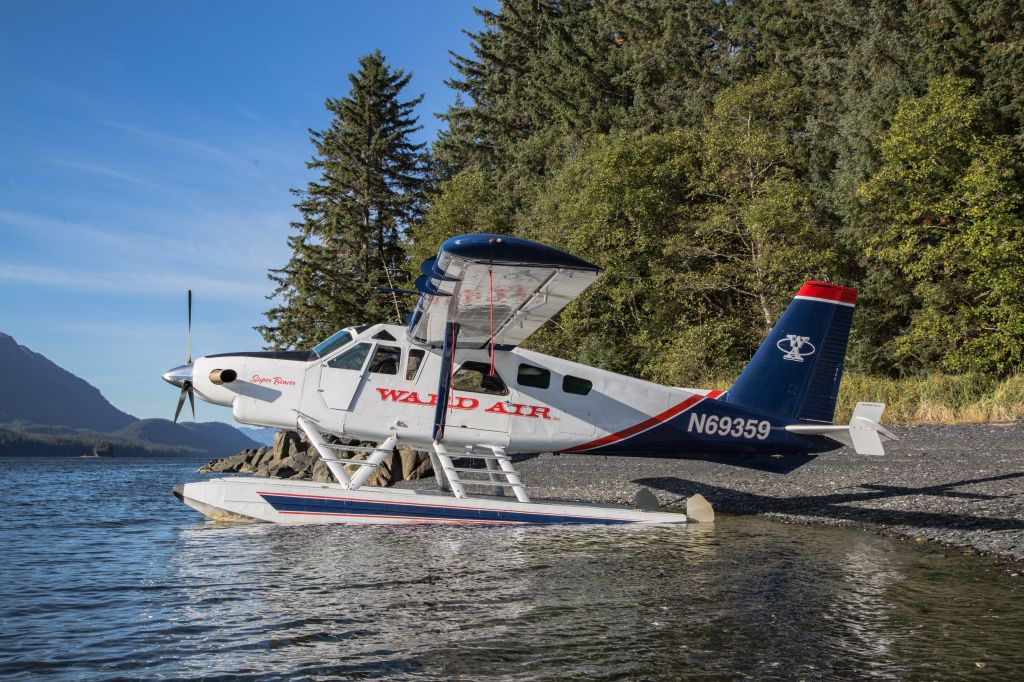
<box><xmin>0</xmin><ymin>331</ymin><xmax>259</xmax><ymax>457</ymax></box>
<box><xmin>238</xmin><ymin>426</ymin><xmax>277</xmax><ymax>446</ymax></box>
<box><xmin>114</xmin><ymin>419</ymin><xmax>259</xmax><ymax>457</ymax></box>
<box><xmin>0</xmin><ymin>332</ymin><xmax>135</xmax><ymax>431</ymax></box>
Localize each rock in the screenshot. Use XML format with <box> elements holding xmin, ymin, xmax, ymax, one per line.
<box><xmin>398</xmin><ymin>445</ymin><xmax>433</xmax><ymax>480</ymax></box>
<box><xmin>288</xmin><ymin>449</ymin><xmax>317</xmax><ymax>473</ymax></box>
<box><xmin>311</xmin><ymin>460</ymin><xmax>333</xmax><ymax>483</ymax></box>
<box><xmin>198</xmin><ymin>429</ymin><xmax>435</xmax><ymax>489</ymax></box>
<box><xmin>197</xmin><ymin>451</ymin><xmax>249</xmax><ymax>473</ymax></box>
<box><xmin>274</xmin><ymin>463</ymin><xmax>299</xmax><ymax>479</ymax></box>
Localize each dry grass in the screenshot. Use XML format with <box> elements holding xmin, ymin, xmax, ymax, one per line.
<box><xmin>696</xmin><ymin>373</ymin><xmax>1024</xmax><ymax>425</ymax></box>
<box><xmin>835</xmin><ymin>373</ymin><xmax>1024</xmax><ymax>424</ymax></box>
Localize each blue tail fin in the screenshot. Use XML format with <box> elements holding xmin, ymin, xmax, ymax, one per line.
<box><xmin>724</xmin><ymin>282</ymin><xmax>857</xmax><ymax>423</ymax></box>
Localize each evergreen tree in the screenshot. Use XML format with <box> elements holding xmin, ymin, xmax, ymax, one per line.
<box><xmin>259</xmin><ymin>51</ymin><xmax>426</xmax><ymax>349</ymax></box>
<box><xmin>414</xmin><ymin>0</ymin><xmax>1024</xmax><ymax>380</ymax></box>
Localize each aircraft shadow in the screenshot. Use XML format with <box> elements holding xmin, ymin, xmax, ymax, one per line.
<box><xmin>499</xmin><ymin>452</ymin><xmax>815</xmax><ymax>474</ymax></box>
<box><xmin>635</xmin><ymin>471</ymin><xmax>1024</xmax><ymax>532</ymax></box>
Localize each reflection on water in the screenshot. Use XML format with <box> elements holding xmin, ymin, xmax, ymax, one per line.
<box><xmin>2</xmin><ymin>457</ymin><xmax>1023</xmax><ymax>679</ymax></box>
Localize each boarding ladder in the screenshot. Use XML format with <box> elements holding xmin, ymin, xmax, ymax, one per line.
<box><xmin>296</xmin><ymin>416</ymin><xmax>529</xmax><ymax>501</ymax></box>
<box><xmin>431</xmin><ymin>443</ymin><xmax>530</xmax><ymax>503</ymax></box>
<box><xmin>296</xmin><ymin>416</ymin><xmax>396</xmax><ymax>490</ymax></box>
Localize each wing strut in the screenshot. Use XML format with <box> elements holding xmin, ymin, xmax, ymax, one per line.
<box><xmin>432</xmin><ymin>322</ymin><xmax>460</xmax><ymax>442</ymax></box>
<box><xmin>488</xmin><ymin>264</ymin><xmax>495</xmax><ymax>375</ymax></box>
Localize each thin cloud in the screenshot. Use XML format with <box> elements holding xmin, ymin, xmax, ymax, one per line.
<box><xmin>0</xmin><ymin>261</ymin><xmax>268</xmax><ymax>299</ymax></box>
<box><xmin>103</xmin><ymin>120</ymin><xmax>233</xmax><ymax>162</ymax></box>
<box><xmin>50</xmin><ymin>159</ymin><xmax>161</xmax><ymax>189</ymax></box>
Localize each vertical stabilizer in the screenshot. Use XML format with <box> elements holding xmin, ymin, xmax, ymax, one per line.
<box><xmin>724</xmin><ymin>282</ymin><xmax>856</xmax><ymax>422</ymax></box>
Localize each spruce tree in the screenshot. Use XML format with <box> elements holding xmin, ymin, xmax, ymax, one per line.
<box><xmin>258</xmin><ymin>51</ymin><xmax>426</xmax><ymax>350</ymax></box>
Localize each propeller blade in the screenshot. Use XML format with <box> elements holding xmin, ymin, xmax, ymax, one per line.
<box><xmin>186</xmin><ymin>289</ymin><xmax>192</xmax><ymax>365</ymax></box>
<box><xmin>188</xmin><ymin>384</ymin><xmax>195</xmax><ymax>422</ymax></box>
<box><xmin>173</xmin><ymin>383</ymin><xmax>188</xmax><ymax>424</ymax></box>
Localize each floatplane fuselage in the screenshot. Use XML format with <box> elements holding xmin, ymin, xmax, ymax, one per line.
<box><xmin>166</xmin><ymin>234</ymin><xmax>894</xmax><ymax>525</ymax></box>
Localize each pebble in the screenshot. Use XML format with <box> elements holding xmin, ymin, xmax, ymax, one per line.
<box><xmin>400</xmin><ymin>421</ymin><xmax>1024</xmax><ymax>564</ymax></box>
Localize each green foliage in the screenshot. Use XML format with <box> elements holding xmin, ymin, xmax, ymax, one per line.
<box><xmin>264</xmin><ymin>2</ymin><xmax>1024</xmax><ymax>387</ymax></box>
<box><xmin>405</xmin><ymin>169</ymin><xmax>513</xmax><ymax>269</ymax></box>
<box><xmin>520</xmin><ymin>130</ymin><xmax>697</xmax><ymax>377</ymax></box>
<box><xmin>858</xmin><ymin>77</ymin><xmax>1024</xmax><ymax>375</ymax></box>
<box><xmin>675</xmin><ymin>71</ymin><xmax>844</xmax><ymax>339</ymax></box>
<box><xmin>258</xmin><ymin>51</ymin><xmax>426</xmax><ymax>350</ymax></box>
<box><xmin>516</xmin><ymin>77</ymin><xmax>841</xmax><ymax>386</ymax></box>
<box><xmin>423</xmin><ymin>1</ymin><xmax>1024</xmax><ymax>382</ymax></box>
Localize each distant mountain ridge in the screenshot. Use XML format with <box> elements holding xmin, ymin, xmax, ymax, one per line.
<box><xmin>0</xmin><ymin>332</ymin><xmax>135</xmax><ymax>431</ymax></box>
<box><xmin>238</xmin><ymin>426</ymin><xmax>277</xmax><ymax>446</ymax></box>
<box><xmin>0</xmin><ymin>332</ymin><xmax>258</xmax><ymax>457</ymax></box>
<box><xmin>114</xmin><ymin>419</ymin><xmax>259</xmax><ymax>456</ymax></box>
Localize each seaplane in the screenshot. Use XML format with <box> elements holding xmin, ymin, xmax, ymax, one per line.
<box><xmin>164</xmin><ymin>234</ymin><xmax>895</xmax><ymax>525</ymax></box>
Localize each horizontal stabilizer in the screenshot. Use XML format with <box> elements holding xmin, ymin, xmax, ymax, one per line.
<box><xmin>785</xmin><ymin>402</ymin><xmax>897</xmax><ymax>456</ymax></box>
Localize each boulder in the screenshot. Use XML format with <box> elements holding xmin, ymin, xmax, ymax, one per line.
<box><xmin>197</xmin><ymin>429</ymin><xmax>435</xmax><ymax>487</ymax></box>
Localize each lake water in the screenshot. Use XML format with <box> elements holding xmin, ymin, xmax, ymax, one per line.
<box><xmin>2</xmin><ymin>456</ymin><xmax>1023</xmax><ymax>680</ymax></box>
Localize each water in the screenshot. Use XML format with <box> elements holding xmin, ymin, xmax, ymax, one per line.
<box><xmin>2</xmin><ymin>457</ymin><xmax>1023</xmax><ymax>680</ymax></box>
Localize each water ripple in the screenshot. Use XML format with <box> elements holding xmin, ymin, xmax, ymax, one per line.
<box><xmin>2</xmin><ymin>456</ymin><xmax>1023</xmax><ymax>679</ymax></box>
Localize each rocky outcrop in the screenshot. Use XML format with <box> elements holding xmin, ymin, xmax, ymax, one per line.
<box><xmin>198</xmin><ymin>429</ymin><xmax>433</xmax><ymax>487</ymax></box>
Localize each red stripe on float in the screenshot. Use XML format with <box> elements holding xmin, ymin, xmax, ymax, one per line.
<box><xmin>796</xmin><ymin>281</ymin><xmax>857</xmax><ymax>305</ymax></box>
<box><xmin>564</xmin><ymin>389</ymin><xmax>724</xmax><ymax>453</ymax></box>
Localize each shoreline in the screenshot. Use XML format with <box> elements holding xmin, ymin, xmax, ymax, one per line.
<box><xmin>396</xmin><ymin>422</ymin><xmax>1024</xmax><ymax>566</ymax></box>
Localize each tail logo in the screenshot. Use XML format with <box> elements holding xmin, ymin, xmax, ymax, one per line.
<box><xmin>777</xmin><ymin>334</ymin><xmax>815</xmax><ymax>362</ymax></box>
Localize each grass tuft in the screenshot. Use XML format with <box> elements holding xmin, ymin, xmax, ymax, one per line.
<box><xmin>833</xmin><ymin>373</ymin><xmax>1020</xmax><ymax>424</ymax></box>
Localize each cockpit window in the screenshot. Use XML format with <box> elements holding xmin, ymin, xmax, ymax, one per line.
<box><xmin>453</xmin><ymin>361</ymin><xmax>508</xmax><ymax>395</ymax></box>
<box><xmin>327</xmin><ymin>343</ymin><xmax>371</xmax><ymax>370</ymax></box>
<box><xmin>312</xmin><ymin>330</ymin><xmax>353</xmax><ymax>358</ymax></box>
<box><xmin>369</xmin><ymin>346</ymin><xmax>400</xmax><ymax>375</ymax></box>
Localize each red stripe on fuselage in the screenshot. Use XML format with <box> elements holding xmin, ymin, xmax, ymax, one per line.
<box><xmin>563</xmin><ymin>389</ymin><xmax>724</xmax><ymax>453</ymax></box>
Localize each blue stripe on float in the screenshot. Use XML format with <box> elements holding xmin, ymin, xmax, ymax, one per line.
<box><xmin>258</xmin><ymin>493</ymin><xmax>633</xmax><ymax>525</ymax></box>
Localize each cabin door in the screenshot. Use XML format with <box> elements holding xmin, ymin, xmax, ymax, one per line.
<box><xmin>443</xmin><ymin>360</ymin><xmax>511</xmax><ymax>441</ymax></box>
<box><xmin>318</xmin><ymin>342</ymin><xmax>372</xmax><ymax>411</ymax></box>
<box><xmin>349</xmin><ymin>343</ymin><xmax>406</xmax><ymax>425</ymax></box>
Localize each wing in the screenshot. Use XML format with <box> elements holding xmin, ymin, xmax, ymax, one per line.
<box><xmin>406</xmin><ymin>234</ymin><xmax>602</xmax><ymax>348</ymax></box>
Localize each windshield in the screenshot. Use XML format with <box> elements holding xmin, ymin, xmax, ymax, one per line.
<box><xmin>312</xmin><ymin>330</ymin><xmax>353</xmax><ymax>358</ymax></box>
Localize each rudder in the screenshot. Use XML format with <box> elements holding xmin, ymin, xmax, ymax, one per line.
<box><xmin>724</xmin><ymin>282</ymin><xmax>856</xmax><ymax>423</ymax></box>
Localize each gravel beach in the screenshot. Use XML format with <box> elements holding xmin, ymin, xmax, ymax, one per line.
<box><xmin>402</xmin><ymin>422</ymin><xmax>1024</xmax><ymax>563</ymax></box>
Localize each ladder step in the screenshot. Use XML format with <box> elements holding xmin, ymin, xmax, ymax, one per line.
<box><xmin>321</xmin><ymin>457</ymin><xmax>380</xmax><ymax>466</ymax></box>
<box><xmin>449</xmin><ymin>477</ymin><xmax>525</xmax><ymax>488</ymax></box>
<box><xmin>451</xmin><ymin>453</ymin><xmax>509</xmax><ymax>461</ymax></box>
<box><xmin>448</xmin><ymin>466</ymin><xmax>510</xmax><ymax>474</ymax></box>
<box><xmin>322</xmin><ymin>443</ymin><xmax>386</xmax><ymax>454</ymax></box>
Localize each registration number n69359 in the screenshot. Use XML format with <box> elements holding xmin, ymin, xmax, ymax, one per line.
<box><xmin>687</xmin><ymin>412</ymin><xmax>771</xmax><ymax>440</ymax></box>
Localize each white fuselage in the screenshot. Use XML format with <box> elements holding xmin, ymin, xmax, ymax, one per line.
<box><xmin>190</xmin><ymin>323</ymin><xmax>706</xmax><ymax>453</ymax></box>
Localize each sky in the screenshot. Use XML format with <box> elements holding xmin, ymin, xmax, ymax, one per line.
<box><xmin>0</xmin><ymin>1</ymin><xmax>491</xmax><ymax>423</ymax></box>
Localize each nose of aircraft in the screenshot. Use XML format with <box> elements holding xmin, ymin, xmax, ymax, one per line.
<box><xmin>162</xmin><ymin>363</ymin><xmax>193</xmax><ymax>388</ymax></box>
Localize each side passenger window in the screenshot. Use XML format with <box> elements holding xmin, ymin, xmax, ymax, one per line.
<box><xmin>453</xmin><ymin>361</ymin><xmax>508</xmax><ymax>395</ymax></box>
<box><xmin>517</xmin><ymin>363</ymin><xmax>550</xmax><ymax>389</ymax></box>
<box><xmin>562</xmin><ymin>375</ymin><xmax>592</xmax><ymax>396</ymax></box>
<box><xmin>406</xmin><ymin>349</ymin><xmax>425</xmax><ymax>381</ymax></box>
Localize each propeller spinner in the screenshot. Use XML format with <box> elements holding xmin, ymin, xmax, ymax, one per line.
<box><xmin>161</xmin><ymin>290</ymin><xmax>195</xmax><ymax>423</ymax></box>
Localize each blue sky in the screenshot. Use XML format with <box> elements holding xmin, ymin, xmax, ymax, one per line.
<box><xmin>0</xmin><ymin>1</ymin><xmax>490</xmax><ymax>423</ymax></box>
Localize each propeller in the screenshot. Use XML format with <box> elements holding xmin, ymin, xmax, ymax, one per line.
<box><xmin>173</xmin><ymin>290</ymin><xmax>195</xmax><ymax>424</ymax></box>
